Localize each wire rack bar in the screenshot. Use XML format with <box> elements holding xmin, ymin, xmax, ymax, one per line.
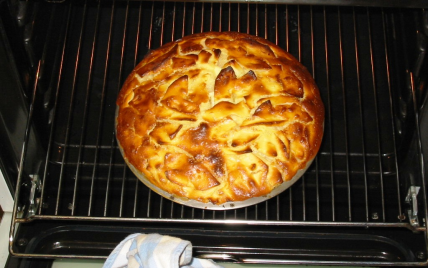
<box><xmin>352</xmin><ymin>7</ymin><xmax>370</xmax><ymax>222</ymax></box>
<box><xmin>72</xmin><ymin>0</ymin><xmax>101</xmax><ymax>217</ymax></box>
<box><xmin>39</xmin><ymin>4</ymin><xmax>69</xmax><ymax>216</ymax></box>
<box><xmin>323</xmin><ymin>6</ymin><xmax>335</xmax><ymax>222</ymax></box>
<box><xmin>55</xmin><ymin>1</ymin><xmax>88</xmax><ymax>215</ymax></box>
<box><xmin>103</xmin><ymin>0</ymin><xmax>117</xmax><ymax>218</ymax></box>
<box><xmin>382</xmin><ymin>9</ymin><xmax>403</xmax><ymax>221</ymax></box>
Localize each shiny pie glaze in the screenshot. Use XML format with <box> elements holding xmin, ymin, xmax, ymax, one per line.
<box><xmin>116</xmin><ymin>32</ymin><xmax>324</xmax><ymax>204</ymax></box>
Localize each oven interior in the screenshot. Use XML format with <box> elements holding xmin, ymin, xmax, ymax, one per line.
<box><xmin>1</xmin><ymin>0</ymin><xmax>428</xmax><ymax>266</ymax></box>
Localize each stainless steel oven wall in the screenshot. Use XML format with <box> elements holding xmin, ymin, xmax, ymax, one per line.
<box><xmin>0</xmin><ymin>0</ymin><xmax>46</xmax><ymax>198</ymax></box>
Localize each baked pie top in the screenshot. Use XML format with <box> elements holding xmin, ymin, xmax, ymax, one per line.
<box><xmin>116</xmin><ymin>31</ymin><xmax>324</xmax><ymax>205</ymax></box>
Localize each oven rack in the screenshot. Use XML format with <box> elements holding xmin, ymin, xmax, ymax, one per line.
<box><xmin>9</xmin><ymin>0</ymin><xmax>428</xmax><ymax>264</ymax></box>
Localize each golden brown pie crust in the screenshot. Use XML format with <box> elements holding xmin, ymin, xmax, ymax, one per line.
<box><xmin>116</xmin><ymin>31</ymin><xmax>324</xmax><ymax>205</ymax></box>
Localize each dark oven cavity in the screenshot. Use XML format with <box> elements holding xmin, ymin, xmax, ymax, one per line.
<box><xmin>1</xmin><ymin>0</ymin><xmax>428</xmax><ymax>266</ymax></box>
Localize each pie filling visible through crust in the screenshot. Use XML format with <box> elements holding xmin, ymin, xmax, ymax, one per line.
<box><xmin>116</xmin><ymin>31</ymin><xmax>324</xmax><ymax>205</ymax></box>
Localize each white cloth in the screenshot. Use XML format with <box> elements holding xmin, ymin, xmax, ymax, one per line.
<box><xmin>103</xmin><ymin>233</ymin><xmax>223</xmax><ymax>268</ymax></box>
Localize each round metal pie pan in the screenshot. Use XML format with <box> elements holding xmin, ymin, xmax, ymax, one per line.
<box><xmin>115</xmin><ymin>106</ymin><xmax>315</xmax><ymax>210</ymax></box>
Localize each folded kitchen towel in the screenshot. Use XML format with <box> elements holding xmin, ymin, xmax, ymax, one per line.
<box><xmin>103</xmin><ymin>233</ymin><xmax>224</xmax><ymax>268</ymax></box>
